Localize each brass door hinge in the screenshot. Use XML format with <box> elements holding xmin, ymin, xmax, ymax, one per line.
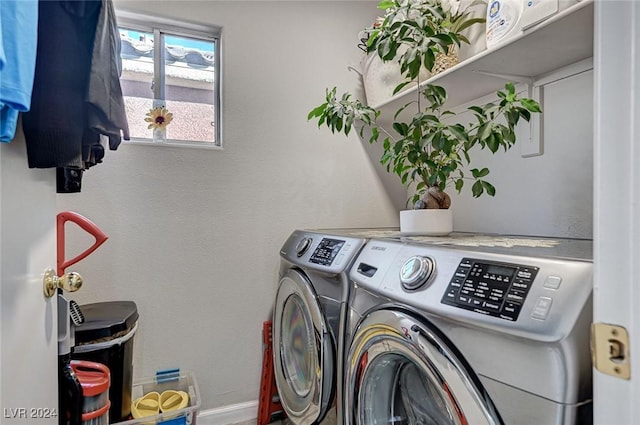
<box><xmin>591</xmin><ymin>323</ymin><xmax>631</xmax><ymax>380</ymax></box>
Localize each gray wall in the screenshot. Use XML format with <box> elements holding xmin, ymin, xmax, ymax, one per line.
<box><xmin>449</xmin><ymin>70</ymin><xmax>593</xmax><ymax>238</ymax></box>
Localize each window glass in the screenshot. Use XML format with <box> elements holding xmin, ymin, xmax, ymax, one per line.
<box><xmin>163</xmin><ymin>35</ymin><xmax>216</xmax><ymax>143</ymax></box>
<box><xmin>120</xmin><ymin>29</ymin><xmax>155</xmax><ymax>139</ymax></box>
<box><xmin>117</xmin><ymin>18</ymin><xmax>220</xmax><ymax>147</ymax></box>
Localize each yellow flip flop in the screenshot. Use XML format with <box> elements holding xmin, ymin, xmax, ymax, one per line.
<box><xmin>131</xmin><ymin>391</ymin><xmax>160</xmax><ymax>418</ymax></box>
<box><xmin>159</xmin><ymin>390</ymin><xmax>189</xmax><ymax>412</ymax></box>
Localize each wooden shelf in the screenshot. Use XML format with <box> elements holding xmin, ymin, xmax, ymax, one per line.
<box><xmin>373</xmin><ymin>0</ymin><xmax>594</xmax><ymax>123</ymax></box>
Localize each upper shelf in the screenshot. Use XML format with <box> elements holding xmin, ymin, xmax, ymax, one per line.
<box><xmin>373</xmin><ymin>0</ymin><xmax>594</xmax><ymax>120</ymax></box>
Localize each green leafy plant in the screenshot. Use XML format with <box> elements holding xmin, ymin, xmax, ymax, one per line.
<box><xmin>309</xmin><ymin>83</ymin><xmax>540</xmax><ymax>208</ymax></box>
<box><xmin>308</xmin><ymin>0</ymin><xmax>542</xmax><ymax>210</ymax></box>
<box><xmin>364</xmin><ymin>0</ymin><xmax>485</xmax><ymax>87</ymax></box>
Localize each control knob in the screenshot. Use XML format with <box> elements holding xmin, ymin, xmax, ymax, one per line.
<box><xmin>295</xmin><ymin>237</ymin><xmax>312</xmax><ymax>257</ymax></box>
<box><xmin>400</xmin><ymin>255</ymin><xmax>436</xmax><ymax>290</ymax></box>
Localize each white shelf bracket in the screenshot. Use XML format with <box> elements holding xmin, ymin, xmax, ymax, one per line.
<box><xmin>473</xmin><ymin>71</ymin><xmax>535</xmax><ymax>97</ymax></box>
<box><xmin>524</xmin><ymin>85</ymin><xmax>544</xmax><ymax>157</ymax></box>
<box><xmin>473</xmin><ymin>70</ymin><xmax>543</xmax><ymax>157</ymax></box>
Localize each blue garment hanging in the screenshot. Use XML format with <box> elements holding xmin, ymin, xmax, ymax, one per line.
<box><xmin>0</xmin><ymin>0</ymin><xmax>38</xmax><ymax>142</ymax></box>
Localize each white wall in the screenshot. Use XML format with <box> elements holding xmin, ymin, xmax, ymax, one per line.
<box><xmin>56</xmin><ymin>0</ymin><xmax>397</xmax><ymax>414</ymax></box>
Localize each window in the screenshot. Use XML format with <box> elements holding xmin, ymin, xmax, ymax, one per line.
<box><xmin>117</xmin><ymin>12</ymin><xmax>222</xmax><ymax>147</ymax></box>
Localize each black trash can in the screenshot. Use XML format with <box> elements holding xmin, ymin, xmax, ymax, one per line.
<box><xmin>72</xmin><ymin>301</ymin><xmax>138</xmax><ymax>424</ymax></box>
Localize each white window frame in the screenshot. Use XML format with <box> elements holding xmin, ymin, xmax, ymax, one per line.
<box><xmin>116</xmin><ymin>10</ymin><xmax>223</xmax><ymax>149</ymax></box>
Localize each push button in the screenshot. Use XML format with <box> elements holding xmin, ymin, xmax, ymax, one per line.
<box><xmin>517</xmin><ymin>270</ymin><xmax>533</xmax><ymax>279</ymax></box>
<box><xmin>531</xmin><ymin>296</ymin><xmax>553</xmax><ymax>320</ymax></box>
<box><xmin>482</xmin><ymin>301</ymin><xmax>501</xmax><ymax>311</ymax></box>
<box><xmin>506</xmin><ymin>293</ymin><xmax>524</xmax><ymax>303</ymax></box>
<box><xmin>543</xmin><ymin>275</ymin><xmax>562</xmax><ymax>290</ymax></box>
<box><xmin>460</xmin><ymin>258</ymin><xmax>473</xmax><ymax>267</ymax></box>
<box><xmin>503</xmin><ymin>302</ymin><xmax>521</xmax><ymax>316</ymax></box>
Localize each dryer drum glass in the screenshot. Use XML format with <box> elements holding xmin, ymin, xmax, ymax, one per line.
<box><xmin>361</xmin><ymin>354</ymin><xmax>456</xmax><ymax>425</ymax></box>
<box><xmin>281</xmin><ymin>294</ymin><xmax>315</xmax><ymax>397</ymax></box>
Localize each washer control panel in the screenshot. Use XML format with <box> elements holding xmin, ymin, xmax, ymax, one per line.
<box><xmin>441</xmin><ymin>257</ymin><xmax>539</xmax><ymax>321</ymax></box>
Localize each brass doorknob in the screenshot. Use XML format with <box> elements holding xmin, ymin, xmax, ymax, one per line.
<box><xmin>43</xmin><ymin>268</ymin><xmax>83</xmax><ymax>298</ymax></box>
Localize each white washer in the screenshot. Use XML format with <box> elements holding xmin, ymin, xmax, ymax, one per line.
<box><xmin>273</xmin><ymin>228</ymin><xmax>399</xmax><ymax>425</ymax></box>
<box><xmin>344</xmin><ymin>233</ymin><xmax>593</xmax><ymax>425</ymax></box>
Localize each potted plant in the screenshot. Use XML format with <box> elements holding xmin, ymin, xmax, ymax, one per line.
<box><xmin>357</xmin><ymin>0</ymin><xmax>485</xmax><ymax>106</ymax></box>
<box><xmin>308</xmin><ymin>0</ymin><xmax>541</xmax><ymax>235</ymax></box>
<box><xmin>364</xmin><ymin>0</ymin><xmax>486</xmax><ymax>81</ymax></box>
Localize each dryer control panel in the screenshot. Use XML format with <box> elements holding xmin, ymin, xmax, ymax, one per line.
<box><xmin>309</xmin><ymin>238</ymin><xmax>345</xmax><ymax>266</ymax></box>
<box><xmin>441</xmin><ymin>258</ymin><xmax>539</xmax><ymax>321</ymax></box>
<box><xmin>281</xmin><ymin>230</ymin><xmax>369</xmax><ymax>274</ymax></box>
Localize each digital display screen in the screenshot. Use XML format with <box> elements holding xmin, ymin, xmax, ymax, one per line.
<box><xmin>485</xmin><ymin>264</ymin><xmax>516</xmax><ymax>278</ymax></box>
<box><xmin>309</xmin><ymin>238</ymin><xmax>345</xmax><ymax>266</ymax></box>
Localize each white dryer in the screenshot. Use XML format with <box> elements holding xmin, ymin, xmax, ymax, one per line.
<box><xmin>344</xmin><ymin>234</ymin><xmax>593</xmax><ymax>425</ymax></box>
<box><xmin>273</xmin><ymin>228</ymin><xmax>399</xmax><ymax>425</ymax></box>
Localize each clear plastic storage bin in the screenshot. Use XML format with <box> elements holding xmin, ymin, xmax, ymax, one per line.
<box><xmin>114</xmin><ymin>370</ymin><xmax>200</xmax><ymax>425</ymax></box>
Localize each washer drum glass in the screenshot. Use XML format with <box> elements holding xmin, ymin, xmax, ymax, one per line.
<box><xmin>361</xmin><ymin>353</ymin><xmax>456</xmax><ymax>424</ymax></box>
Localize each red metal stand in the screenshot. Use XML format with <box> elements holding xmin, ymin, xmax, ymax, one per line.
<box><xmin>258</xmin><ymin>321</ymin><xmax>285</xmax><ymax>425</ymax></box>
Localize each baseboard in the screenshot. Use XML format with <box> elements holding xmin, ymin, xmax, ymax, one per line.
<box><xmin>196</xmin><ymin>400</ymin><xmax>258</xmax><ymax>425</ymax></box>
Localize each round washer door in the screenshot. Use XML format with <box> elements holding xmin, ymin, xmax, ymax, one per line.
<box><xmin>345</xmin><ymin>307</ymin><xmax>502</xmax><ymax>425</ymax></box>
<box><xmin>273</xmin><ymin>268</ymin><xmax>335</xmax><ymax>425</ymax></box>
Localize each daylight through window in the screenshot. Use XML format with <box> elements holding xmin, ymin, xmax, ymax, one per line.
<box><xmin>117</xmin><ymin>13</ymin><xmax>221</xmax><ymax>147</ymax></box>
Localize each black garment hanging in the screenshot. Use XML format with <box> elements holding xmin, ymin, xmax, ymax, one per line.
<box><xmin>22</xmin><ymin>0</ymin><xmax>129</xmax><ymax>193</ymax></box>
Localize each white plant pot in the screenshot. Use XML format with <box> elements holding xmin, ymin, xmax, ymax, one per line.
<box><xmin>400</xmin><ymin>209</ymin><xmax>453</xmax><ymax>236</ymax></box>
